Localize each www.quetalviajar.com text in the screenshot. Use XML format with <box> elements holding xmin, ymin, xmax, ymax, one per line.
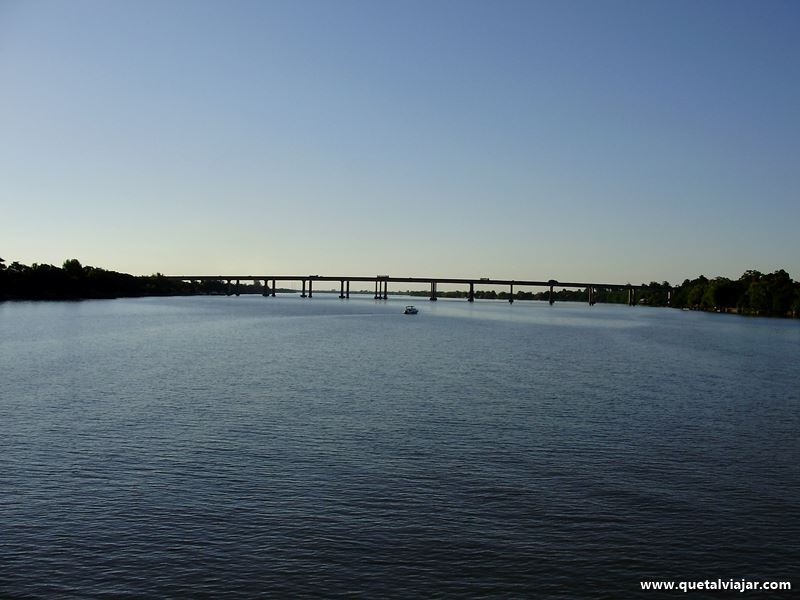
<box><xmin>640</xmin><ymin>579</ymin><xmax>791</xmax><ymax>593</ymax></box>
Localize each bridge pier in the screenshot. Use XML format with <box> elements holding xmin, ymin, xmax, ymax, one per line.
<box><xmin>373</xmin><ymin>279</ymin><xmax>388</xmax><ymax>300</ymax></box>
<box><xmin>167</xmin><ymin>274</ymin><xmax>643</xmax><ymax>306</ymax></box>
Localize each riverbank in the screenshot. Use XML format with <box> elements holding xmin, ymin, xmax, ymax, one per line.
<box><xmin>2</xmin><ymin>258</ymin><xmax>798</xmax><ymax>317</ymax></box>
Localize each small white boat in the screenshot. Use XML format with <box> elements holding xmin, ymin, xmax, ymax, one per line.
<box><xmin>403</xmin><ymin>305</ymin><xmax>418</xmax><ymax>314</ymax></box>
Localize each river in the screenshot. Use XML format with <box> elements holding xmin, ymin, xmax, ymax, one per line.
<box><xmin>1</xmin><ymin>295</ymin><xmax>798</xmax><ymax>598</ymax></box>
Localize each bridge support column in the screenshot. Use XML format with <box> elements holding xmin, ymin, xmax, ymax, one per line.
<box><xmin>627</xmin><ymin>288</ymin><xmax>633</xmax><ymax>306</ymax></box>
<box><xmin>382</xmin><ymin>280</ymin><xmax>388</xmax><ymax>300</ymax></box>
<box><xmin>588</xmin><ymin>287</ymin><xmax>594</xmax><ymax>306</ymax></box>
<box><xmin>346</xmin><ymin>280</ymin><xmax>350</xmax><ymax>298</ymax></box>
<box><xmin>263</xmin><ymin>279</ymin><xmax>270</xmax><ymax>297</ymax></box>
<box><xmin>271</xmin><ymin>279</ymin><xmax>276</xmax><ymax>297</ymax></box>
<box><xmin>430</xmin><ymin>281</ymin><xmax>437</xmax><ymax>301</ymax></box>
<box><xmin>235</xmin><ymin>280</ymin><xmax>241</xmax><ymax>296</ymax></box>
<box><xmin>308</xmin><ymin>279</ymin><xmax>313</xmax><ymax>298</ymax></box>
<box><xmin>339</xmin><ymin>280</ymin><xmax>345</xmax><ymax>299</ymax></box>
<box><xmin>226</xmin><ymin>280</ymin><xmax>232</xmax><ymax>296</ymax></box>
<box><xmin>374</xmin><ymin>280</ymin><xmax>379</xmax><ymax>300</ymax></box>
<box><xmin>549</xmin><ymin>285</ymin><xmax>554</xmax><ymax>305</ymax></box>
<box><xmin>468</xmin><ymin>282</ymin><xmax>474</xmax><ymax>302</ymax></box>
<box><xmin>301</xmin><ymin>280</ymin><xmax>306</xmax><ymax>298</ymax></box>
<box><xmin>509</xmin><ymin>283</ymin><xmax>514</xmax><ymax>303</ymax></box>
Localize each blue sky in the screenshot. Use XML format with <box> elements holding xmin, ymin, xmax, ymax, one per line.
<box><xmin>2</xmin><ymin>0</ymin><xmax>798</xmax><ymax>284</ymax></box>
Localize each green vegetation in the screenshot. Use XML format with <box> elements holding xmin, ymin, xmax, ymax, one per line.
<box><xmin>408</xmin><ymin>270</ymin><xmax>800</xmax><ymax>318</ymax></box>
<box><xmin>2</xmin><ymin>258</ymin><xmax>798</xmax><ymax>317</ymax></box>
<box><xmin>0</xmin><ymin>258</ymin><xmax>224</xmax><ymax>299</ymax></box>
<box><xmin>667</xmin><ymin>270</ymin><xmax>800</xmax><ymax>317</ymax></box>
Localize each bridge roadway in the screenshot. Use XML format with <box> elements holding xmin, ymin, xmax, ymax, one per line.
<box><xmin>165</xmin><ymin>275</ymin><xmax>648</xmax><ymax>305</ymax></box>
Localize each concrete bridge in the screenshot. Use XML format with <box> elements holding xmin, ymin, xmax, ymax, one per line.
<box><xmin>165</xmin><ymin>275</ymin><xmax>655</xmax><ymax>306</ymax></box>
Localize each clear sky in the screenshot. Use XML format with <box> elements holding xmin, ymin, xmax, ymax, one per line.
<box><xmin>2</xmin><ymin>0</ymin><xmax>798</xmax><ymax>285</ymax></box>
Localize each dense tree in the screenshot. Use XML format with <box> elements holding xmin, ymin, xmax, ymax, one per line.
<box><xmin>62</xmin><ymin>258</ymin><xmax>83</xmax><ymax>276</ymax></box>
<box><xmin>698</xmin><ymin>277</ymin><xmax>739</xmax><ymax>311</ymax></box>
<box><xmin>669</xmin><ymin>270</ymin><xmax>799</xmax><ymax>317</ymax></box>
<box><xmin>0</xmin><ymin>258</ymin><xmax>209</xmax><ymax>300</ymax></box>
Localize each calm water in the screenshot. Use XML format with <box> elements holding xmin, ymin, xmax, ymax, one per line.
<box><xmin>1</xmin><ymin>295</ymin><xmax>798</xmax><ymax>598</ymax></box>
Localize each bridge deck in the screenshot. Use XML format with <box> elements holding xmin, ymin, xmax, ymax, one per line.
<box><xmin>165</xmin><ymin>275</ymin><xmax>642</xmax><ymax>290</ymax></box>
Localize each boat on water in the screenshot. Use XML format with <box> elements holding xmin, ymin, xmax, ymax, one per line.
<box><xmin>403</xmin><ymin>305</ymin><xmax>418</xmax><ymax>314</ymax></box>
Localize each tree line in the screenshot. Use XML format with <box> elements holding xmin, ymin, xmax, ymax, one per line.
<box><xmin>405</xmin><ymin>270</ymin><xmax>800</xmax><ymax>317</ymax></box>
<box><xmin>2</xmin><ymin>258</ymin><xmax>798</xmax><ymax>317</ymax></box>
<box><xmin>0</xmin><ymin>258</ymin><xmax>218</xmax><ymax>299</ymax></box>
<box><xmin>667</xmin><ymin>270</ymin><xmax>799</xmax><ymax>317</ymax></box>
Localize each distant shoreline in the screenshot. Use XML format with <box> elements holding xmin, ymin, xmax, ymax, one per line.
<box><xmin>1</xmin><ymin>258</ymin><xmax>798</xmax><ymax>318</ymax></box>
